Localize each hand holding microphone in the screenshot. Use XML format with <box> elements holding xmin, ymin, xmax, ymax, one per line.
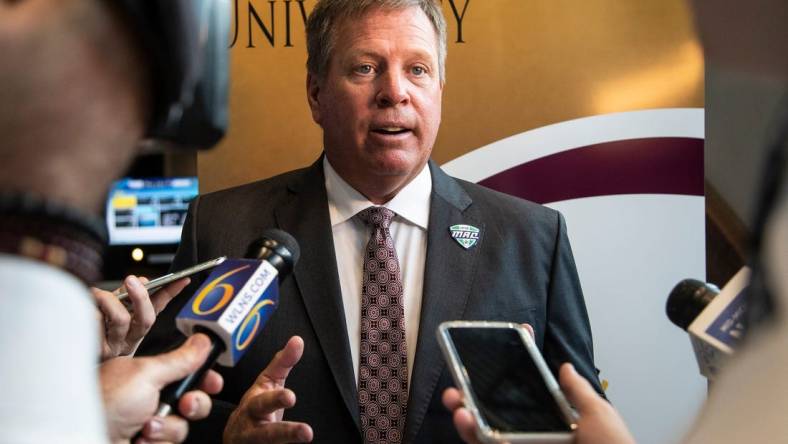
<box><xmin>120</xmin><ymin>228</ymin><xmax>300</xmax><ymax>443</ymax></box>
<box><xmin>100</xmin><ymin>333</ymin><xmax>224</xmax><ymax>443</ymax></box>
<box><xmin>153</xmin><ymin>229</ymin><xmax>300</xmax><ymax>418</ymax></box>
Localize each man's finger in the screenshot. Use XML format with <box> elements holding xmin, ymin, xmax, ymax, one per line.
<box><xmin>258</xmin><ymin>336</ymin><xmax>304</xmax><ymax>386</ymax></box>
<box><xmin>140</xmin><ymin>415</ymin><xmax>189</xmax><ymax>443</ymax></box>
<box><xmin>442</xmin><ymin>387</ymin><xmax>464</xmax><ymax>412</ymax></box>
<box><xmin>197</xmin><ymin>369</ymin><xmax>224</xmax><ymax>395</ymax></box>
<box><xmin>244</xmin><ymin>421</ymin><xmax>313</xmax><ymax>444</ymax></box>
<box><xmin>246</xmin><ymin>389</ymin><xmax>297</xmax><ymax>420</ymax></box>
<box><xmin>452</xmin><ymin>407</ymin><xmax>481</xmax><ymax>444</ymax></box>
<box><xmin>178</xmin><ymin>390</ymin><xmax>213</xmax><ymax>420</ymax></box>
<box><xmin>443</xmin><ymin>388</ymin><xmax>482</xmax><ymax>444</ymax></box>
<box><xmin>141</xmin><ymin>333</ymin><xmax>212</xmax><ymax>387</ymax></box>
<box><xmin>93</xmin><ymin>287</ymin><xmax>131</xmax><ymax>346</ymax></box>
<box><xmin>150</xmin><ymin>277</ymin><xmax>190</xmax><ymax>314</ymax></box>
<box><xmin>559</xmin><ymin>363</ymin><xmax>598</xmax><ymax>414</ymax></box>
<box><xmin>124</xmin><ymin>275</ymin><xmax>156</xmax><ymax>344</ymax></box>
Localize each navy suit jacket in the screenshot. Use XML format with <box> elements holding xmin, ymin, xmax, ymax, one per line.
<box><xmin>139</xmin><ymin>158</ymin><xmax>602</xmax><ymax>443</ymax></box>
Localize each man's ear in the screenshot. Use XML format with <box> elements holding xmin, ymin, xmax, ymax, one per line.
<box><xmin>306</xmin><ymin>73</ymin><xmax>322</xmax><ymax>125</ymax></box>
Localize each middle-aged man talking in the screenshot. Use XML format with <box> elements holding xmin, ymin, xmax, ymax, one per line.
<box><xmin>141</xmin><ymin>1</ymin><xmax>604</xmax><ymax>443</ymax></box>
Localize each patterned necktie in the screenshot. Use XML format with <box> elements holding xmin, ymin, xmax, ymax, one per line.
<box><xmin>357</xmin><ymin>206</ymin><xmax>408</xmax><ymax>444</ymax></box>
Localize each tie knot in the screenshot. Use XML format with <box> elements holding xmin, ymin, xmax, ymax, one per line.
<box><xmin>358</xmin><ymin>206</ymin><xmax>395</xmax><ymax>229</ymax></box>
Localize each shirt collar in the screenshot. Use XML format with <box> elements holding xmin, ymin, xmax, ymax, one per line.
<box><xmin>324</xmin><ymin>156</ymin><xmax>431</xmax><ymax>229</ymax></box>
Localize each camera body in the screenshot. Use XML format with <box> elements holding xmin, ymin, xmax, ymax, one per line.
<box><xmin>118</xmin><ymin>0</ymin><xmax>230</xmax><ymax>149</ymax></box>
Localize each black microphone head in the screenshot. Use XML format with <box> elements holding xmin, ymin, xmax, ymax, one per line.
<box><xmin>666</xmin><ymin>279</ymin><xmax>720</xmax><ymax>331</ymax></box>
<box><xmin>245</xmin><ymin>229</ymin><xmax>300</xmax><ymax>277</ymax></box>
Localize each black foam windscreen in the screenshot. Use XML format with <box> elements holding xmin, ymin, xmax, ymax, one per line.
<box><xmin>245</xmin><ymin>229</ymin><xmax>301</xmax><ymax>277</ymax></box>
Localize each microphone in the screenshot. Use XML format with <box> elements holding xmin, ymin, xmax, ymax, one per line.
<box><xmin>665</xmin><ymin>267</ymin><xmax>750</xmax><ymax>379</ymax></box>
<box><xmin>154</xmin><ymin>228</ymin><xmax>300</xmax><ymax>417</ymax></box>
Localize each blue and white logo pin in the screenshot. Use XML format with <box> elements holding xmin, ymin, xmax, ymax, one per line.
<box><xmin>449</xmin><ymin>224</ymin><xmax>480</xmax><ymax>249</ymax></box>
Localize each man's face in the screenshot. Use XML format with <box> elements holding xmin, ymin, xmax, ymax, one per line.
<box><xmin>307</xmin><ymin>6</ymin><xmax>443</xmax><ymax>201</ymax></box>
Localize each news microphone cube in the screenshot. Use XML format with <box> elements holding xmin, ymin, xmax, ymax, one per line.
<box><xmin>687</xmin><ymin>267</ymin><xmax>750</xmax><ymax>378</ymax></box>
<box><xmin>176</xmin><ymin>258</ymin><xmax>279</xmax><ymax>366</ymax></box>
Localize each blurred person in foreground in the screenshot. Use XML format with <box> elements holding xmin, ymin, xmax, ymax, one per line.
<box><xmin>444</xmin><ymin>0</ymin><xmax>788</xmax><ymax>441</ymax></box>
<box><xmin>0</xmin><ymin>0</ymin><xmax>224</xmax><ymax>442</ymax></box>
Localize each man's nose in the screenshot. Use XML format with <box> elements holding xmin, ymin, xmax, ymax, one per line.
<box><xmin>375</xmin><ymin>70</ymin><xmax>409</xmax><ymax>107</ymax></box>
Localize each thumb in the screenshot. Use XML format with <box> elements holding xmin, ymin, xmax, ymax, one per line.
<box><xmin>143</xmin><ymin>333</ymin><xmax>213</xmax><ymax>387</ymax></box>
<box><xmin>559</xmin><ymin>363</ymin><xmax>601</xmax><ymax>415</ymax></box>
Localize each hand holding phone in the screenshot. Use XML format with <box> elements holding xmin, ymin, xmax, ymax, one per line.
<box><xmin>555</xmin><ymin>364</ymin><xmax>635</xmax><ymax>444</ymax></box>
<box><xmin>94</xmin><ymin>274</ymin><xmax>191</xmax><ymax>361</ymax></box>
<box><xmin>438</xmin><ymin>321</ymin><xmax>578</xmax><ymax>444</ymax></box>
<box><xmin>93</xmin><ymin>256</ymin><xmax>226</xmax><ymax>360</ymax></box>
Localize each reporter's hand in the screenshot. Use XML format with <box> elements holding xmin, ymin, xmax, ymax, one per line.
<box><xmin>100</xmin><ymin>333</ymin><xmax>224</xmax><ymax>444</ymax></box>
<box><xmin>443</xmin><ymin>364</ymin><xmax>637</xmax><ymax>444</ymax></box>
<box><xmin>559</xmin><ymin>363</ymin><xmax>635</xmax><ymax>444</ymax></box>
<box><xmin>93</xmin><ymin>275</ymin><xmax>190</xmax><ymax>360</ymax></box>
<box><xmin>223</xmin><ymin>336</ymin><xmax>313</xmax><ymax>444</ymax></box>
<box><xmin>441</xmin><ymin>387</ymin><xmax>482</xmax><ymax>444</ymax></box>
<box><xmin>441</xmin><ymin>323</ymin><xmax>534</xmax><ymax>444</ymax></box>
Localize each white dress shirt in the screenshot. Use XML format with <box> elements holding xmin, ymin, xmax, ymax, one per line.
<box><xmin>0</xmin><ymin>255</ymin><xmax>107</xmax><ymax>443</ymax></box>
<box><xmin>324</xmin><ymin>157</ymin><xmax>431</xmax><ymax>383</ymax></box>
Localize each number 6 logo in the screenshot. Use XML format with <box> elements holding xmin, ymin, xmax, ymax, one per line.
<box><xmin>191</xmin><ymin>265</ymin><xmax>250</xmax><ymax>315</ymax></box>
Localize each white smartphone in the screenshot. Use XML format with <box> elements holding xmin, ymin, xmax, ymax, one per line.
<box><xmin>115</xmin><ymin>256</ymin><xmax>227</xmax><ymax>301</ymax></box>
<box><xmin>437</xmin><ymin>321</ymin><xmax>578</xmax><ymax>444</ymax></box>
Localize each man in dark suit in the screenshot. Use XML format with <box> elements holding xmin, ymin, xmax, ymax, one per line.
<box><xmin>141</xmin><ymin>1</ymin><xmax>603</xmax><ymax>443</ymax></box>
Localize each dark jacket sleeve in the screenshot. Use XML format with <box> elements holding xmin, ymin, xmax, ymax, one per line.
<box><xmin>542</xmin><ymin>212</ymin><xmax>605</xmax><ymax>396</ymax></box>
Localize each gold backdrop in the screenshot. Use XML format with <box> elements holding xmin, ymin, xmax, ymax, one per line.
<box><xmin>199</xmin><ymin>0</ymin><xmax>703</xmax><ymax>193</ymax></box>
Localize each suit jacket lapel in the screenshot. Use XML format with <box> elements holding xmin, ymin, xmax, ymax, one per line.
<box><xmin>404</xmin><ymin>161</ymin><xmax>483</xmax><ymax>443</ymax></box>
<box><xmin>274</xmin><ymin>158</ymin><xmax>361</xmax><ymax>433</ymax></box>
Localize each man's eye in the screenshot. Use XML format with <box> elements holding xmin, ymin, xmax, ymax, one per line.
<box><xmin>355</xmin><ymin>64</ymin><xmax>374</xmax><ymax>74</ymax></box>
<box><xmin>411</xmin><ymin>66</ymin><xmax>427</xmax><ymax>76</ymax></box>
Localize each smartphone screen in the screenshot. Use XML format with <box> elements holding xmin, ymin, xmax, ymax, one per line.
<box><xmin>446</xmin><ymin>326</ymin><xmax>572</xmax><ymax>433</ymax></box>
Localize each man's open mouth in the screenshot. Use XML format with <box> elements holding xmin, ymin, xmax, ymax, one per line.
<box><xmin>372</xmin><ymin>127</ymin><xmax>411</xmax><ymax>135</ymax></box>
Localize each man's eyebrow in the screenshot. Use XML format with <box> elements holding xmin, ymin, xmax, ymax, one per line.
<box><xmin>404</xmin><ymin>47</ymin><xmax>436</xmax><ymax>62</ymax></box>
<box><xmin>344</xmin><ymin>47</ymin><xmax>437</xmax><ymax>63</ymax></box>
<box><xmin>345</xmin><ymin>50</ymin><xmax>382</xmax><ymax>60</ymax></box>
<box><xmin>347</xmin><ymin>45</ymin><xmax>437</xmax><ymax>59</ymax></box>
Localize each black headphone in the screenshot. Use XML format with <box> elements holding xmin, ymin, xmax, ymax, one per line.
<box><xmin>117</xmin><ymin>0</ymin><xmax>230</xmax><ymax>149</ymax></box>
